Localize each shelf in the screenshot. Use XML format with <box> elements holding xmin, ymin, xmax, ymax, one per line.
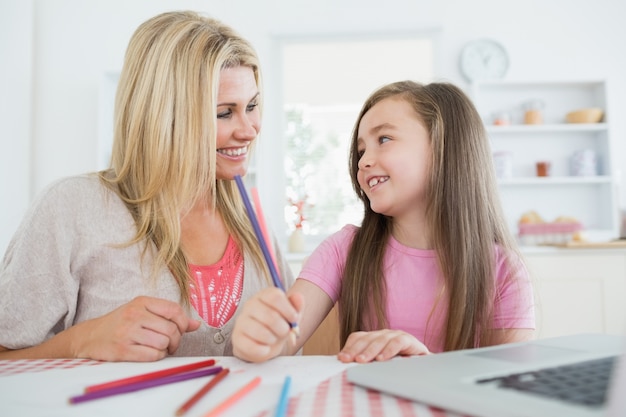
<box><xmin>486</xmin><ymin>123</ymin><xmax>608</xmax><ymax>134</ymax></box>
<box><xmin>472</xmin><ymin>79</ymin><xmax>620</xmax><ymax>241</ymax></box>
<box><xmin>498</xmin><ymin>176</ymin><xmax>613</xmax><ymax>186</ymax></box>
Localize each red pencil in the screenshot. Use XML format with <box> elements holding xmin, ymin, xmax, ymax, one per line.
<box><xmin>84</xmin><ymin>358</ymin><xmax>216</xmax><ymax>393</ymax></box>
<box><xmin>175</xmin><ymin>368</ymin><xmax>230</xmax><ymax>416</ymax></box>
<box><xmin>202</xmin><ymin>376</ymin><xmax>262</xmax><ymax>417</ymax></box>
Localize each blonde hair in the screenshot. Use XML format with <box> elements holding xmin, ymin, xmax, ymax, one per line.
<box><xmin>99</xmin><ymin>11</ymin><xmax>269</xmax><ymax>301</ymax></box>
<box><xmin>340</xmin><ymin>81</ymin><xmax>524</xmax><ymax>351</ymax></box>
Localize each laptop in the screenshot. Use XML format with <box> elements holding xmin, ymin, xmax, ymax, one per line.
<box><xmin>347</xmin><ymin>333</ymin><xmax>626</xmax><ymax>417</ymax></box>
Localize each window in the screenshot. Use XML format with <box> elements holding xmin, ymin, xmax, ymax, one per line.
<box><xmin>278</xmin><ymin>35</ymin><xmax>436</xmax><ymax>250</ymax></box>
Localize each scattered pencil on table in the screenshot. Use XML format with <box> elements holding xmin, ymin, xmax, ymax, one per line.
<box><xmin>275</xmin><ymin>375</ymin><xmax>291</xmax><ymax>417</ymax></box>
<box><xmin>201</xmin><ymin>376</ymin><xmax>262</xmax><ymax>417</ymax></box>
<box><xmin>69</xmin><ymin>366</ymin><xmax>223</xmax><ymax>404</ymax></box>
<box><xmin>84</xmin><ymin>358</ymin><xmax>216</xmax><ymax>393</ymax></box>
<box><xmin>234</xmin><ymin>175</ymin><xmax>300</xmax><ymax>339</ymax></box>
<box><xmin>175</xmin><ymin>368</ymin><xmax>230</xmax><ymax>416</ymax></box>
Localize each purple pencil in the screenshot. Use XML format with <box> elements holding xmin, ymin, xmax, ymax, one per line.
<box><xmin>69</xmin><ymin>366</ymin><xmax>223</xmax><ymax>404</ymax></box>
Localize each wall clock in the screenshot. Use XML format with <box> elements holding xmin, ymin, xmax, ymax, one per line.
<box><xmin>459</xmin><ymin>39</ymin><xmax>509</xmax><ymax>83</ymax></box>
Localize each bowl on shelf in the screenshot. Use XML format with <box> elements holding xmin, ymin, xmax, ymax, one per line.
<box><xmin>565</xmin><ymin>108</ymin><xmax>604</xmax><ymax>124</ymax></box>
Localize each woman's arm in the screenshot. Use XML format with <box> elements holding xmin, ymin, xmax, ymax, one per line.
<box><xmin>0</xmin><ymin>296</ymin><xmax>200</xmax><ymax>361</ymax></box>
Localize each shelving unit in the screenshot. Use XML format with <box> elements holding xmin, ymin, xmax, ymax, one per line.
<box><xmin>470</xmin><ymin>80</ymin><xmax>620</xmax><ymax>242</ymax></box>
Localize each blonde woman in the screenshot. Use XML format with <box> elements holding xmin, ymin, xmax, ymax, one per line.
<box><xmin>0</xmin><ymin>11</ymin><xmax>292</xmax><ymax>361</ymax></box>
<box><xmin>233</xmin><ymin>81</ymin><xmax>534</xmax><ymax>363</ymax></box>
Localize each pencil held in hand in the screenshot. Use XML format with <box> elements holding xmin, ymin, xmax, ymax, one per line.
<box><xmin>234</xmin><ymin>175</ymin><xmax>300</xmax><ymax>338</ymax></box>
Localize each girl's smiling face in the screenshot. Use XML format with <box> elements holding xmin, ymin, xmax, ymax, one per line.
<box><xmin>215</xmin><ymin>65</ymin><xmax>261</xmax><ymax>180</ymax></box>
<box><xmin>356</xmin><ymin>96</ymin><xmax>432</xmax><ymax>221</ymax></box>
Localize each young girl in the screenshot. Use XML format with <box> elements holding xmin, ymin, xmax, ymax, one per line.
<box><xmin>232</xmin><ymin>81</ymin><xmax>535</xmax><ymax>363</ymax></box>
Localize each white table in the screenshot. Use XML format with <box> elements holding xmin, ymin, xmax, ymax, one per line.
<box><xmin>0</xmin><ymin>356</ymin><xmax>463</xmax><ymax>417</ymax></box>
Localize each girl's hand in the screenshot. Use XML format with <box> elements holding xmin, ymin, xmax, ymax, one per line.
<box><xmin>232</xmin><ymin>287</ymin><xmax>303</xmax><ymax>363</ymax></box>
<box><xmin>71</xmin><ymin>296</ymin><xmax>201</xmax><ymax>362</ymax></box>
<box><xmin>337</xmin><ymin>329</ymin><xmax>430</xmax><ymax>363</ymax></box>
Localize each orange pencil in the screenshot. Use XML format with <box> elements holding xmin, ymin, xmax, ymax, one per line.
<box><xmin>85</xmin><ymin>359</ymin><xmax>216</xmax><ymax>393</ymax></box>
<box><xmin>175</xmin><ymin>368</ymin><xmax>230</xmax><ymax>416</ymax></box>
<box><xmin>251</xmin><ymin>187</ymin><xmax>278</xmax><ymax>274</ymax></box>
<box><xmin>201</xmin><ymin>376</ymin><xmax>262</xmax><ymax>417</ymax></box>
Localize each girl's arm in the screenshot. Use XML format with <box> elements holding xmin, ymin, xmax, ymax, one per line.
<box><xmin>484</xmin><ymin>328</ymin><xmax>536</xmax><ymax>346</ymax></box>
<box><xmin>232</xmin><ymin>279</ymin><xmax>334</xmax><ymax>363</ymax></box>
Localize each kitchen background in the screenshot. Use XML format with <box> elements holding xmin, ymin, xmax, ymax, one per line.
<box><xmin>2</xmin><ymin>0</ymin><xmax>626</xmax><ymax>256</ymax></box>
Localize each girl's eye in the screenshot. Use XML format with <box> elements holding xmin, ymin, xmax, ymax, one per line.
<box><xmin>356</xmin><ymin>149</ymin><xmax>365</xmax><ymax>159</ymax></box>
<box><xmin>379</xmin><ymin>136</ymin><xmax>391</xmax><ymax>144</ymax></box>
<box><xmin>217</xmin><ymin>109</ymin><xmax>232</xmax><ymax>119</ymax></box>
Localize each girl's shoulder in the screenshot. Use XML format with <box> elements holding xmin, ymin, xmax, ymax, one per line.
<box><xmin>307</xmin><ymin>224</ymin><xmax>359</xmax><ymax>262</ymax></box>
<box><xmin>323</xmin><ymin>224</ymin><xmax>359</xmax><ymax>247</ymax></box>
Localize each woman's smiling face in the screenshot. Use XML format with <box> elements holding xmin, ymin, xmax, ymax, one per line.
<box><xmin>215</xmin><ymin>65</ymin><xmax>261</xmax><ymax>180</ymax></box>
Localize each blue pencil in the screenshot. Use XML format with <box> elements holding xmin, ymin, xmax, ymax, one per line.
<box><xmin>275</xmin><ymin>375</ymin><xmax>291</xmax><ymax>417</ymax></box>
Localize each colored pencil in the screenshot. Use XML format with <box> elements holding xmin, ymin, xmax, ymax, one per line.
<box><xmin>201</xmin><ymin>376</ymin><xmax>262</xmax><ymax>417</ymax></box>
<box><xmin>234</xmin><ymin>175</ymin><xmax>285</xmax><ymax>291</ymax></box>
<box><xmin>69</xmin><ymin>366</ymin><xmax>223</xmax><ymax>404</ymax></box>
<box><xmin>85</xmin><ymin>358</ymin><xmax>216</xmax><ymax>393</ymax></box>
<box><xmin>234</xmin><ymin>176</ymin><xmax>300</xmax><ymax>336</ymax></box>
<box><xmin>251</xmin><ymin>187</ymin><xmax>278</xmax><ymax>274</ymax></box>
<box><xmin>175</xmin><ymin>368</ymin><xmax>230</xmax><ymax>416</ymax></box>
<box><xmin>275</xmin><ymin>375</ymin><xmax>291</xmax><ymax>417</ymax></box>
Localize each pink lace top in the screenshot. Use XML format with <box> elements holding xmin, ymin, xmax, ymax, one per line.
<box><xmin>188</xmin><ymin>236</ymin><xmax>244</xmax><ymax>328</ymax></box>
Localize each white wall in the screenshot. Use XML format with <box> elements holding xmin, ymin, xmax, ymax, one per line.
<box><xmin>1</xmin><ymin>0</ymin><xmax>33</xmax><ymax>253</ymax></box>
<box><xmin>2</xmin><ymin>0</ymin><xmax>626</xmax><ymax>253</ymax></box>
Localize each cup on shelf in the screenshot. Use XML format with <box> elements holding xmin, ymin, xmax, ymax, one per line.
<box><xmin>524</xmin><ymin>109</ymin><xmax>543</xmax><ymax>125</ymax></box>
<box><xmin>493</xmin><ymin>151</ymin><xmax>513</xmax><ymax>179</ymax></box>
<box><xmin>535</xmin><ymin>161</ymin><xmax>551</xmax><ymax>177</ymax></box>
<box><xmin>523</xmin><ymin>99</ymin><xmax>544</xmax><ymax>125</ymax></box>
<box><xmin>570</xmin><ymin>149</ymin><xmax>597</xmax><ymax>176</ymax></box>
<box><xmin>493</xmin><ymin>111</ymin><xmax>511</xmax><ymax>126</ymax></box>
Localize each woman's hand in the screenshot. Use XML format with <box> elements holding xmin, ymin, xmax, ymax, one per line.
<box><xmin>71</xmin><ymin>296</ymin><xmax>201</xmax><ymax>362</ymax></box>
<box><xmin>337</xmin><ymin>329</ymin><xmax>430</xmax><ymax>363</ymax></box>
<box><xmin>0</xmin><ymin>296</ymin><xmax>201</xmax><ymax>361</ymax></box>
<box><xmin>232</xmin><ymin>287</ymin><xmax>303</xmax><ymax>363</ymax></box>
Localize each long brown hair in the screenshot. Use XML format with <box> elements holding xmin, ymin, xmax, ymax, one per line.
<box><xmin>340</xmin><ymin>81</ymin><xmax>523</xmax><ymax>350</ymax></box>
<box><xmin>99</xmin><ymin>11</ymin><xmax>270</xmax><ymax>301</ymax></box>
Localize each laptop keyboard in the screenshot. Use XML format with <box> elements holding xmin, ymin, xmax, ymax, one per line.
<box><xmin>477</xmin><ymin>356</ymin><xmax>617</xmax><ymax>407</ymax></box>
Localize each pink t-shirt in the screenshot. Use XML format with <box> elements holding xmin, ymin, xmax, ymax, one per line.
<box><xmin>299</xmin><ymin>224</ymin><xmax>535</xmax><ymax>353</ymax></box>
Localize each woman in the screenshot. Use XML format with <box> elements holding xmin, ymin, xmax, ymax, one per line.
<box><xmin>0</xmin><ymin>10</ymin><xmax>293</xmax><ymax>361</ymax></box>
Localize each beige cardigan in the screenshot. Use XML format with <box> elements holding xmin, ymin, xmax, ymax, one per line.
<box><xmin>0</xmin><ymin>174</ymin><xmax>293</xmax><ymax>356</ymax></box>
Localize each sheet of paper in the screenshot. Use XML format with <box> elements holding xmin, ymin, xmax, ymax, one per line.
<box><xmin>0</xmin><ymin>356</ymin><xmax>355</xmax><ymax>417</ymax></box>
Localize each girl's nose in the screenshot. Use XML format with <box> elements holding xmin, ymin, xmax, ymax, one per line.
<box><xmin>358</xmin><ymin>150</ymin><xmax>373</xmax><ymax>169</ymax></box>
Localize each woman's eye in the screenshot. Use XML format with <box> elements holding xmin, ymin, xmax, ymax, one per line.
<box><xmin>379</xmin><ymin>136</ymin><xmax>391</xmax><ymax>144</ymax></box>
<box><xmin>217</xmin><ymin>109</ymin><xmax>232</xmax><ymax>119</ymax></box>
<box><xmin>356</xmin><ymin>149</ymin><xmax>365</xmax><ymax>159</ymax></box>
<box><xmin>246</xmin><ymin>103</ymin><xmax>259</xmax><ymax>112</ymax></box>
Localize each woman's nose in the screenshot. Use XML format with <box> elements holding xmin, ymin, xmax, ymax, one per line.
<box><xmin>235</xmin><ymin>115</ymin><xmax>260</xmax><ymax>140</ymax></box>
